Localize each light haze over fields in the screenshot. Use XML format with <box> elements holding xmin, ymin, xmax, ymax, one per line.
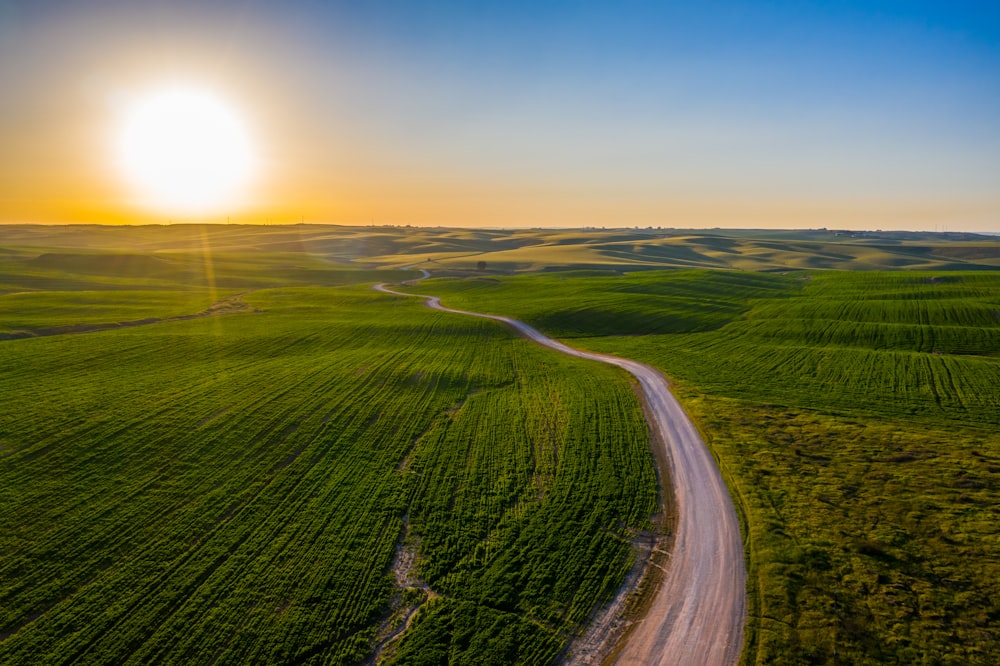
<box><xmin>0</xmin><ymin>0</ymin><xmax>998</xmax><ymax>230</ymax></box>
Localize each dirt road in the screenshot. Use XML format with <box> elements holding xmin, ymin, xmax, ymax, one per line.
<box><xmin>374</xmin><ymin>280</ymin><xmax>746</xmax><ymax>666</ymax></box>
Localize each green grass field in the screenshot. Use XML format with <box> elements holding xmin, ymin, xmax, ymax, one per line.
<box><xmin>421</xmin><ymin>269</ymin><xmax>1000</xmax><ymax>664</ymax></box>
<box><xmin>0</xmin><ymin>244</ymin><xmax>658</xmax><ymax>664</ymax></box>
<box><xmin>4</xmin><ymin>224</ymin><xmax>1000</xmax><ymax>665</ymax></box>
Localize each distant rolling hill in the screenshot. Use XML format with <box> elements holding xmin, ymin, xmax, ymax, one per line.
<box><xmin>1</xmin><ymin>224</ymin><xmax>998</xmax><ymax>277</ymax></box>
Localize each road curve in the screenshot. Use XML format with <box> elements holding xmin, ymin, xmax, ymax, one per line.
<box><xmin>374</xmin><ymin>278</ymin><xmax>746</xmax><ymax>666</ymax></box>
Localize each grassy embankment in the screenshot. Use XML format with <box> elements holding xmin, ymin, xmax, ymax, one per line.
<box><xmin>0</xmin><ymin>251</ymin><xmax>658</xmax><ymax>664</ymax></box>
<box><xmin>418</xmin><ymin>269</ymin><xmax>1000</xmax><ymax>665</ymax></box>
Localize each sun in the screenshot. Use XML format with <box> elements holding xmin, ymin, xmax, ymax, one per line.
<box><xmin>117</xmin><ymin>85</ymin><xmax>254</xmax><ymax>215</ymax></box>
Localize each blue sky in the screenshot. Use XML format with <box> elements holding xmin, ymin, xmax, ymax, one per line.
<box><xmin>1</xmin><ymin>0</ymin><xmax>998</xmax><ymax>229</ymax></box>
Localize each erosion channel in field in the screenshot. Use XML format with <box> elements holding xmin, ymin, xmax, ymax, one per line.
<box><xmin>375</xmin><ymin>272</ymin><xmax>747</xmax><ymax>666</ymax></box>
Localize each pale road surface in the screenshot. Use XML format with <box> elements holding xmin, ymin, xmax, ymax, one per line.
<box><xmin>374</xmin><ymin>276</ymin><xmax>746</xmax><ymax>666</ymax></box>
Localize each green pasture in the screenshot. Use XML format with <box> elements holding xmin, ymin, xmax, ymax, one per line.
<box><xmin>421</xmin><ymin>268</ymin><xmax>1000</xmax><ymax>664</ymax></box>
<box><xmin>4</xmin><ymin>223</ymin><xmax>1000</xmax><ymax>665</ymax></box>
<box><xmin>0</xmin><ymin>275</ymin><xmax>656</xmax><ymax>664</ymax></box>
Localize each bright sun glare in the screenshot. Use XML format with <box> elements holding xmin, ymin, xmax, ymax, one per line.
<box><xmin>118</xmin><ymin>86</ymin><xmax>253</xmax><ymax>215</ymax></box>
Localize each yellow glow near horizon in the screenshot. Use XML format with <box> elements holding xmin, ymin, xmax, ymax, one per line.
<box><xmin>117</xmin><ymin>86</ymin><xmax>254</xmax><ymax>215</ymax></box>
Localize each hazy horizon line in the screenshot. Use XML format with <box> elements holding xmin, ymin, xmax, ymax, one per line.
<box><xmin>2</xmin><ymin>220</ymin><xmax>997</xmax><ymax>237</ymax></box>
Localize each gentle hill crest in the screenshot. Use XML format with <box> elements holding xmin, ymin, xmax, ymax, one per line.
<box><xmin>2</xmin><ymin>224</ymin><xmax>999</xmax><ymax>274</ymax></box>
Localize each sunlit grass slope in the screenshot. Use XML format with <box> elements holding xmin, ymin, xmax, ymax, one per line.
<box><xmin>369</xmin><ymin>235</ymin><xmax>1000</xmax><ymax>272</ymax></box>
<box><xmin>421</xmin><ymin>269</ymin><xmax>1000</xmax><ymax>664</ymax></box>
<box><xmin>0</xmin><ymin>249</ymin><xmax>407</xmax><ymax>295</ymax></box>
<box><xmin>0</xmin><ymin>285</ymin><xmax>656</xmax><ymax>664</ymax></box>
<box><xmin>0</xmin><ymin>242</ymin><xmax>408</xmax><ymax>336</ymax></box>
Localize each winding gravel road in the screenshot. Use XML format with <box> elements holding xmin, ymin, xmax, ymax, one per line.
<box><xmin>374</xmin><ymin>276</ymin><xmax>746</xmax><ymax>665</ymax></box>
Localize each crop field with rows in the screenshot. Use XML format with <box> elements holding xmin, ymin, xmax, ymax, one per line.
<box><xmin>6</xmin><ymin>224</ymin><xmax>999</xmax><ymax>665</ymax></box>
<box><xmin>421</xmin><ymin>269</ymin><xmax>1000</xmax><ymax>664</ymax></box>
<box><xmin>0</xmin><ymin>263</ymin><xmax>657</xmax><ymax>664</ymax></box>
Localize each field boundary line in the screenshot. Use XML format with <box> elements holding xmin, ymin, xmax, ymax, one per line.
<box><xmin>0</xmin><ymin>293</ymin><xmax>258</xmax><ymax>341</ymax></box>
